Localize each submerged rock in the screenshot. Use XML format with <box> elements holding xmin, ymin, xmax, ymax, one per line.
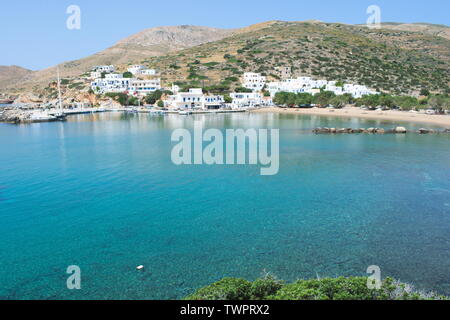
<box><xmin>418</xmin><ymin>128</ymin><xmax>436</xmax><ymax>134</ymax></box>
<box><xmin>394</xmin><ymin>127</ymin><xmax>407</xmax><ymax>134</ymax></box>
<box><xmin>313</xmin><ymin>127</ymin><xmax>331</xmax><ymax>134</ymax></box>
<box><xmin>310</xmin><ymin>126</ymin><xmax>440</xmax><ymax>135</ymax></box>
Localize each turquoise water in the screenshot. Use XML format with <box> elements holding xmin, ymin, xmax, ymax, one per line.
<box><xmin>0</xmin><ymin>112</ymin><xmax>449</xmax><ymax>299</ymax></box>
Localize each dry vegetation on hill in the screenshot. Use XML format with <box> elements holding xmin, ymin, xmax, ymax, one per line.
<box><xmin>0</xmin><ymin>25</ymin><xmax>233</xmax><ymax>95</ymax></box>
<box><xmin>142</xmin><ymin>21</ymin><xmax>450</xmax><ymax>95</ymax></box>
<box><xmin>1</xmin><ymin>21</ymin><xmax>449</xmax><ymax>100</ymax></box>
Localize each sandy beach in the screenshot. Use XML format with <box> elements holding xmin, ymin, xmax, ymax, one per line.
<box><xmin>251</xmin><ymin>107</ymin><xmax>450</xmax><ymax>128</ymax></box>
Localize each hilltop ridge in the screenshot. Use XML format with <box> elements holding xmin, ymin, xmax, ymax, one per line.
<box><xmin>145</xmin><ymin>20</ymin><xmax>449</xmax><ymax>95</ymax></box>
<box><xmin>1</xmin><ymin>20</ymin><xmax>449</xmax><ymax>97</ymax></box>
<box><xmin>1</xmin><ymin>25</ymin><xmax>234</xmax><ymax>94</ymax></box>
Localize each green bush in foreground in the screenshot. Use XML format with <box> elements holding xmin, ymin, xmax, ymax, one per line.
<box><xmin>186</xmin><ymin>276</ymin><xmax>447</xmax><ymax>300</ymax></box>
<box><xmin>185</xmin><ymin>276</ymin><xmax>283</xmax><ymax>301</ymax></box>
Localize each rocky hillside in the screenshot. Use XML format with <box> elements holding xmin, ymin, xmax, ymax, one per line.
<box><xmin>380</xmin><ymin>22</ymin><xmax>450</xmax><ymax>40</ymax></box>
<box><xmin>0</xmin><ymin>66</ymin><xmax>34</xmax><ymax>91</ymax></box>
<box><xmin>115</xmin><ymin>25</ymin><xmax>233</xmax><ymax>50</ymax></box>
<box><xmin>1</xmin><ymin>25</ymin><xmax>233</xmax><ymax>94</ymax></box>
<box><xmin>142</xmin><ymin>21</ymin><xmax>449</xmax><ymax>95</ymax></box>
<box><xmin>2</xmin><ymin>21</ymin><xmax>449</xmax><ymax>98</ymax></box>
<box><xmin>186</xmin><ymin>276</ymin><xmax>448</xmax><ymax>300</ymax></box>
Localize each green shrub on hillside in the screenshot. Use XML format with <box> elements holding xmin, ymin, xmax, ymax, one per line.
<box><xmin>186</xmin><ymin>276</ymin><xmax>447</xmax><ymax>301</ymax></box>
<box><xmin>105</xmin><ymin>92</ymin><xmax>129</xmax><ymax>106</ymax></box>
<box><xmin>187</xmin><ymin>278</ymin><xmax>253</xmax><ymax>300</ymax></box>
<box><xmin>145</xmin><ymin>90</ymin><xmax>163</xmax><ymax>104</ymax></box>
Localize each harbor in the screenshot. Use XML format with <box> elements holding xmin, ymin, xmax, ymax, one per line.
<box><xmin>0</xmin><ymin>105</ymin><xmax>250</xmax><ymax>123</ymax></box>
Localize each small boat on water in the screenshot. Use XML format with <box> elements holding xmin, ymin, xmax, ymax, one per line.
<box><xmin>29</xmin><ymin>111</ymin><xmax>58</xmax><ymax>122</ymax></box>
<box><xmin>150</xmin><ymin>110</ymin><xmax>165</xmax><ymax>115</ymax></box>
<box><xmin>179</xmin><ymin>110</ymin><xmax>192</xmax><ymax>115</ymax></box>
<box><xmin>125</xmin><ymin>108</ymin><xmax>138</xmax><ymax>114</ymax></box>
<box><xmin>54</xmin><ymin>113</ymin><xmax>67</xmax><ymax>121</ymax></box>
<box><xmin>26</xmin><ymin>70</ymin><xmax>67</xmax><ymax>123</ymax></box>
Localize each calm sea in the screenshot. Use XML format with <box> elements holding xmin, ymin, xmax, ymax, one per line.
<box><xmin>0</xmin><ymin>112</ymin><xmax>449</xmax><ymax>299</ymax></box>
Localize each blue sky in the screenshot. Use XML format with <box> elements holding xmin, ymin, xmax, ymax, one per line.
<box><xmin>0</xmin><ymin>0</ymin><xmax>448</xmax><ymax>70</ymax></box>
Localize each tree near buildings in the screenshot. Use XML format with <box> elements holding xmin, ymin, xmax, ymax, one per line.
<box><xmin>330</xmin><ymin>94</ymin><xmax>353</xmax><ymax>108</ymax></box>
<box><xmin>295</xmin><ymin>93</ymin><xmax>313</xmax><ymax>105</ymax></box>
<box><xmin>145</xmin><ymin>90</ymin><xmax>163</xmax><ymax>105</ymax></box>
<box><xmin>223</xmin><ymin>94</ymin><xmax>232</xmax><ymax>104</ymax></box>
<box><xmin>428</xmin><ymin>95</ymin><xmax>449</xmax><ymax>111</ymax></box>
<box><xmin>313</xmin><ymin>91</ymin><xmax>336</xmax><ymax>106</ymax></box>
<box><xmin>123</xmin><ymin>72</ymin><xmax>133</xmax><ymax>78</ymax></box>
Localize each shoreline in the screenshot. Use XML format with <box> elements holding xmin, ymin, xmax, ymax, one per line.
<box><xmin>2</xmin><ymin>106</ymin><xmax>450</xmax><ymax>128</ymax></box>
<box><xmin>0</xmin><ymin>107</ymin><xmax>247</xmax><ymax>124</ymax></box>
<box><xmin>250</xmin><ymin>107</ymin><xmax>450</xmax><ymax>128</ymax></box>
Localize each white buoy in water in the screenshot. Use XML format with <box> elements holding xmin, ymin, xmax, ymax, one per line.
<box><xmin>136</xmin><ymin>265</ymin><xmax>145</xmax><ymax>271</ymax></box>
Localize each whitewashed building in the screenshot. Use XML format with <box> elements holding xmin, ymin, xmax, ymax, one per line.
<box><xmin>267</xmin><ymin>76</ymin><xmax>377</xmax><ymax>98</ymax></box>
<box><xmin>91</xmin><ymin>74</ymin><xmax>133</xmax><ymax>94</ymax></box>
<box><xmin>141</xmin><ymin>69</ymin><xmax>157</xmax><ymax>76</ymax></box>
<box><xmin>342</xmin><ymin>84</ymin><xmax>376</xmax><ymax>98</ymax></box>
<box><xmin>267</xmin><ymin>78</ymin><xmax>316</xmax><ymax>96</ymax></box>
<box><xmin>325</xmin><ymin>83</ymin><xmax>343</xmax><ymax>95</ymax></box>
<box><xmin>243</xmin><ymin>73</ymin><xmax>266</xmax><ymax>92</ymax></box>
<box><xmin>90</xmin><ymin>71</ymin><xmax>102</xmax><ymax>80</ymax></box>
<box><xmin>166</xmin><ymin>89</ymin><xmax>224</xmax><ymax>110</ymax></box>
<box><xmin>128</xmin><ymin>65</ymin><xmax>157</xmax><ymax>76</ymax></box>
<box><xmin>91</xmin><ymin>72</ymin><xmax>162</xmax><ymax>95</ymax></box>
<box><xmin>129</xmin><ymin>79</ymin><xmax>161</xmax><ymax>95</ymax></box>
<box><xmin>230</xmin><ymin>92</ymin><xmax>263</xmax><ymax>108</ymax></box>
<box><xmin>203</xmin><ymin>95</ymin><xmax>225</xmax><ymax>110</ymax></box>
<box><xmin>127</xmin><ymin>65</ymin><xmax>145</xmax><ymax>75</ymax></box>
<box><xmin>105</xmin><ymin>73</ymin><xmax>122</xmax><ymax>80</ymax></box>
<box><xmin>171</xmin><ymin>84</ymin><xmax>180</xmax><ymax>95</ymax></box>
<box><xmin>92</xmin><ymin>65</ymin><xmax>115</xmax><ymax>73</ymax></box>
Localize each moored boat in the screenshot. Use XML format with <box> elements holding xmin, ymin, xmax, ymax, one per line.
<box><xmin>150</xmin><ymin>110</ymin><xmax>165</xmax><ymax>115</ymax></box>
<box><xmin>29</xmin><ymin>111</ymin><xmax>58</xmax><ymax>122</ymax></box>
<box><xmin>54</xmin><ymin>68</ymin><xmax>67</xmax><ymax>121</ymax></box>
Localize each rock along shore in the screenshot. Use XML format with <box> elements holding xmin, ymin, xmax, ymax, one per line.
<box><xmin>0</xmin><ymin>109</ymin><xmax>27</xmax><ymax>123</ymax></box>
<box><xmin>313</xmin><ymin>127</ymin><xmax>450</xmax><ymax>134</ymax></box>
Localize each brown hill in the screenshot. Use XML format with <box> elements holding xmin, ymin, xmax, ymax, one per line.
<box><xmin>146</xmin><ymin>21</ymin><xmax>449</xmax><ymax>95</ymax></box>
<box><xmin>381</xmin><ymin>22</ymin><xmax>450</xmax><ymax>40</ymax></box>
<box><xmin>2</xmin><ymin>21</ymin><xmax>449</xmax><ymax>97</ymax></box>
<box><xmin>0</xmin><ymin>66</ymin><xmax>34</xmax><ymax>91</ymax></box>
<box><xmin>2</xmin><ymin>25</ymin><xmax>234</xmax><ymax>94</ymax></box>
